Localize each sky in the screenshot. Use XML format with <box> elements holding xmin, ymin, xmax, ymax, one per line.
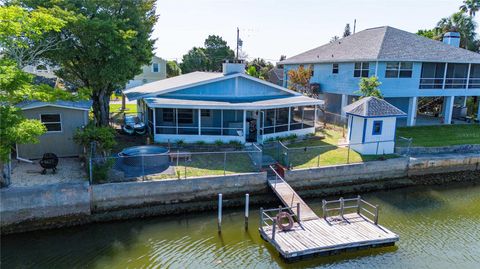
<box><xmin>153</xmin><ymin>0</ymin><xmax>480</xmax><ymax>63</ymax></box>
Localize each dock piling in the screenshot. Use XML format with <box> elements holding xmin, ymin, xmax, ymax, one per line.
<box><xmin>322</xmin><ymin>199</ymin><xmax>327</xmax><ymax>219</ymax></box>
<box><xmin>272</xmin><ymin>218</ymin><xmax>277</xmax><ymax>241</ymax></box>
<box><xmin>259</xmin><ymin>207</ymin><xmax>264</xmax><ymax>232</ymax></box>
<box><xmin>340</xmin><ymin>197</ymin><xmax>344</xmax><ymax>218</ymax></box>
<box><xmin>245</xmin><ymin>193</ymin><xmax>249</xmax><ymax>230</ymax></box>
<box><xmin>357</xmin><ymin>195</ymin><xmax>361</xmax><ymax>214</ymax></box>
<box><xmin>297</xmin><ymin>202</ymin><xmax>301</xmax><ymax>222</ymax></box>
<box><xmin>218</xmin><ymin>193</ymin><xmax>222</xmax><ymax>232</ymax></box>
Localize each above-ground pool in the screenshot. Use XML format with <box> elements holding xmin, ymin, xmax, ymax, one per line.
<box><xmin>117</xmin><ymin>145</ymin><xmax>170</xmax><ymax>177</ymax></box>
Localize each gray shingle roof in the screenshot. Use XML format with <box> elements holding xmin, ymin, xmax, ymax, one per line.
<box><xmin>343</xmin><ymin>97</ymin><xmax>407</xmax><ymax>117</ymax></box>
<box><xmin>124</xmin><ymin>71</ymin><xmax>224</xmax><ymax>100</ymax></box>
<box><xmin>281</xmin><ymin>26</ymin><xmax>480</xmax><ymax>64</ymax></box>
<box><xmin>17</xmin><ymin>100</ymin><xmax>92</xmax><ymax>110</ymax></box>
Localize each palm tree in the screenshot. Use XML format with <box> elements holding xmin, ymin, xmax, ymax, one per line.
<box><xmin>460</xmin><ymin>0</ymin><xmax>480</xmax><ymax>17</ymax></box>
<box><xmin>436</xmin><ymin>12</ymin><xmax>477</xmax><ymax>51</ymax></box>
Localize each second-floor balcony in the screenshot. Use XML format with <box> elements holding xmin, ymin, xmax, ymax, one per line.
<box><xmin>419</xmin><ymin>63</ymin><xmax>480</xmax><ymax>89</ymax></box>
<box><xmin>419</xmin><ymin>78</ymin><xmax>480</xmax><ymax>89</ymax></box>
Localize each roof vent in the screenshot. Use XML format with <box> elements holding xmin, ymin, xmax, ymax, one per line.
<box><xmin>443</xmin><ymin>32</ymin><xmax>460</xmax><ymax>48</ymax></box>
<box><xmin>222</xmin><ymin>59</ymin><xmax>245</xmax><ymax>75</ymax></box>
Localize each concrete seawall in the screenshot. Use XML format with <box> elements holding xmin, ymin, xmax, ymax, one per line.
<box><xmin>2</xmin><ymin>153</ymin><xmax>479</xmax><ymax>234</ymax></box>
<box><xmin>396</xmin><ymin>144</ymin><xmax>480</xmax><ymax>155</ymax></box>
<box><xmin>92</xmin><ymin>172</ymin><xmax>268</xmax><ymax>212</ymax></box>
<box><xmin>0</xmin><ymin>183</ymin><xmax>91</xmax><ymax>230</ymax></box>
<box><xmin>285</xmin><ymin>158</ymin><xmax>409</xmax><ymax>188</ymax></box>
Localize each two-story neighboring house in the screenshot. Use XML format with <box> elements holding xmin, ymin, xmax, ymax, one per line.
<box><xmin>125</xmin><ymin>56</ymin><xmax>167</xmax><ymax>89</ymax></box>
<box><xmin>280</xmin><ymin>26</ymin><xmax>480</xmax><ymax>126</ymax></box>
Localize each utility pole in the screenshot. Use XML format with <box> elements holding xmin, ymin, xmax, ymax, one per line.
<box><xmin>353</xmin><ymin>19</ymin><xmax>357</xmax><ymax>34</ymax></box>
<box><xmin>236</xmin><ymin>27</ymin><xmax>240</xmax><ymax>60</ymax></box>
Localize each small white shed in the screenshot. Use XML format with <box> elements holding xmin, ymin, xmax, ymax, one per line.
<box><xmin>344</xmin><ymin>97</ymin><xmax>406</xmax><ymax>155</ymax></box>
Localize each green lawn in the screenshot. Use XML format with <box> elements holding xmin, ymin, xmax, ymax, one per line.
<box><xmin>396</xmin><ymin>125</ymin><xmax>480</xmax><ymax>147</ymax></box>
<box><xmin>270</xmin><ymin>128</ymin><xmax>398</xmax><ymax>169</ymax></box>
<box><xmin>109</xmin><ymin>103</ymin><xmax>138</xmax><ymax>113</ymax></box>
<box><xmin>146</xmin><ymin>151</ymin><xmax>258</xmax><ymax>180</ymax></box>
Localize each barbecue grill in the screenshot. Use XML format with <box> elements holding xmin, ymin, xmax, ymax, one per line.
<box><xmin>39</xmin><ymin>153</ymin><xmax>59</xmax><ymax>174</ymax></box>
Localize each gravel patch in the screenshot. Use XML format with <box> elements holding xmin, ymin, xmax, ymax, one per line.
<box><xmin>10</xmin><ymin>158</ymin><xmax>87</xmax><ymax>187</ymax></box>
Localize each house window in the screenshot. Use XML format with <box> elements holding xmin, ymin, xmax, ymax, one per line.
<box><xmin>385</xmin><ymin>62</ymin><xmax>413</xmax><ymax>78</ymax></box>
<box><xmin>177</xmin><ymin>109</ymin><xmax>193</xmax><ymax>124</ymax></box>
<box><xmin>420</xmin><ymin>62</ymin><xmax>446</xmax><ymax>89</ymax></box>
<box><xmin>152</xmin><ymin>63</ymin><xmax>159</xmax><ymax>73</ymax></box>
<box><xmin>372</xmin><ymin>120</ymin><xmax>382</xmax><ymax>135</ymax></box>
<box><xmin>162</xmin><ymin>108</ymin><xmax>174</xmax><ymax>122</ymax></box>
<box><xmin>354</xmin><ymin>62</ymin><xmax>369</xmax><ymax>77</ymax></box>
<box><xmin>309</xmin><ymin>64</ymin><xmax>314</xmax><ymax>77</ymax></box>
<box><xmin>332</xmin><ymin>63</ymin><xmax>339</xmax><ymax>74</ymax></box>
<box><xmin>40</xmin><ymin>114</ymin><xmax>62</xmax><ymax>132</ymax></box>
<box><xmin>201</xmin><ymin>110</ymin><xmax>211</xmax><ymax>117</ymax></box>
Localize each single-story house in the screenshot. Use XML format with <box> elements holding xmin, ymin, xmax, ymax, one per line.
<box><xmin>16</xmin><ymin>100</ymin><xmax>92</xmax><ymax>159</ymax></box>
<box><xmin>344</xmin><ymin>97</ymin><xmax>406</xmax><ymax>155</ymax></box>
<box><xmin>124</xmin><ymin>61</ymin><xmax>324</xmax><ymax>144</ymax></box>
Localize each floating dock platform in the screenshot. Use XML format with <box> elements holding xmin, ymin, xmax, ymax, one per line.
<box><xmin>260</xmin><ymin>166</ymin><xmax>399</xmax><ymax>261</ymax></box>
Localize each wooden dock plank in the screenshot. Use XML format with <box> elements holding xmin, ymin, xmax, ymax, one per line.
<box><xmin>264</xmin><ymin>171</ymin><xmax>399</xmax><ymax>261</ymax></box>
<box><xmin>268</xmin><ymin>180</ymin><xmax>318</xmax><ymax>221</ymax></box>
<box><xmin>261</xmin><ymin>213</ymin><xmax>399</xmax><ymax>260</ymax></box>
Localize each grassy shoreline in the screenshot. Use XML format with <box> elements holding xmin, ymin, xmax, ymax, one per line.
<box><xmin>397</xmin><ymin>125</ymin><xmax>480</xmax><ymax>147</ymax></box>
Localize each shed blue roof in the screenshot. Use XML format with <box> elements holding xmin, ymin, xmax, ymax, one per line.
<box><xmin>344</xmin><ymin>97</ymin><xmax>406</xmax><ymax>117</ymax></box>
<box><xmin>17</xmin><ymin>100</ymin><xmax>92</xmax><ymax>111</ymax></box>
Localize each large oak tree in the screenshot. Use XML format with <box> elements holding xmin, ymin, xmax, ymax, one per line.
<box><xmin>24</xmin><ymin>0</ymin><xmax>158</xmax><ymax>126</ymax></box>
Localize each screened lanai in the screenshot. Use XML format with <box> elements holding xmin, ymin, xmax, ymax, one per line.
<box><xmin>143</xmin><ymin>98</ymin><xmax>321</xmax><ymax>143</ymax></box>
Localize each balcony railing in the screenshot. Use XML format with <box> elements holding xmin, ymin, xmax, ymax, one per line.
<box><xmin>420</xmin><ymin>78</ymin><xmax>480</xmax><ymax>89</ymax></box>
<box><xmin>419</xmin><ymin>78</ymin><xmax>443</xmax><ymax>89</ymax></box>
<box><xmin>468</xmin><ymin>78</ymin><xmax>480</xmax><ymax>88</ymax></box>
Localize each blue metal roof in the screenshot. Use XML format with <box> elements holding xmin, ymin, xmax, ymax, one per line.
<box><xmin>17</xmin><ymin>100</ymin><xmax>92</xmax><ymax>110</ymax></box>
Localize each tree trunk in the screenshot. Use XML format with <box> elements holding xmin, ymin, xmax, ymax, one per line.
<box><xmin>121</xmin><ymin>93</ymin><xmax>126</xmax><ymax>111</ymax></box>
<box><xmin>0</xmin><ymin>152</ymin><xmax>12</xmax><ymax>188</ymax></box>
<box><xmin>92</xmin><ymin>89</ymin><xmax>111</xmax><ymax>126</ymax></box>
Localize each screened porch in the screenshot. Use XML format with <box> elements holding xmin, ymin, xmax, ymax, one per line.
<box><xmin>145</xmin><ymin>105</ymin><xmax>318</xmax><ymax>143</ymax></box>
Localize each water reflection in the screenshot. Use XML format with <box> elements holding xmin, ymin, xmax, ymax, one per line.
<box><xmin>2</xmin><ymin>181</ymin><xmax>480</xmax><ymax>269</ymax></box>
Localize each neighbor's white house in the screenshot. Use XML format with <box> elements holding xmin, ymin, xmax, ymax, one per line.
<box><xmin>344</xmin><ymin>97</ymin><xmax>407</xmax><ymax>155</ymax></box>
<box><xmin>125</xmin><ymin>56</ymin><xmax>167</xmax><ymax>89</ymax></box>
<box><xmin>124</xmin><ymin>61</ymin><xmax>324</xmax><ymax>144</ymax></box>
<box><xmin>280</xmin><ymin>26</ymin><xmax>480</xmax><ymax>126</ymax></box>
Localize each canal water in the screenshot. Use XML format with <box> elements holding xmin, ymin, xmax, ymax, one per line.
<box><xmin>2</xmin><ymin>181</ymin><xmax>480</xmax><ymax>269</ymax></box>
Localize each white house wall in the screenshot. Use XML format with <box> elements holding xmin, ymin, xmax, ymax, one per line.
<box><xmin>154</xmin><ymin>134</ymin><xmax>245</xmax><ymax>144</ymax></box>
<box><xmin>262</xmin><ymin>127</ymin><xmax>315</xmax><ymax>141</ymax></box>
<box><xmin>348</xmin><ymin>116</ymin><xmax>365</xmax><ymax>144</ymax></box>
<box><xmin>349</xmin><ymin>116</ymin><xmax>397</xmax><ymax>155</ymax></box>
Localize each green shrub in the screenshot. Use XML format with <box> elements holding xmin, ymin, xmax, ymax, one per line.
<box><xmin>279</xmin><ymin>134</ymin><xmax>297</xmax><ymax>142</ymax></box>
<box><xmin>228</xmin><ymin>140</ymin><xmax>242</xmax><ymax>148</ymax></box>
<box><xmin>214</xmin><ymin>139</ymin><xmax>224</xmax><ymax>146</ymax></box>
<box><xmin>74</xmin><ymin>124</ymin><xmax>116</xmax><ymax>156</ymax></box>
<box><xmin>265</xmin><ymin>137</ymin><xmax>276</xmax><ymax>143</ymax></box>
<box><xmin>196</xmin><ymin>140</ymin><xmax>206</xmax><ymax>145</ymax></box>
<box><xmin>176</xmin><ymin>139</ymin><xmax>185</xmax><ymax>147</ymax></box>
<box><xmin>91</xmin><ymin>159</ymin><xmax>115</xmax><ymax>183</ymax></box>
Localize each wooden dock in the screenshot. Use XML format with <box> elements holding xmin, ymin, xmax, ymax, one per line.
<box><xmin>261</xmin><ymin>166</ymin><xmax>399</xmax><ymax>261</ymax></box>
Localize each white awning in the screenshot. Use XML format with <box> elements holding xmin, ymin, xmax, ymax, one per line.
<box><xmin>144</xmin><ymin>95</ymin><xmax>324</xmax><ymax>110</ymax></box>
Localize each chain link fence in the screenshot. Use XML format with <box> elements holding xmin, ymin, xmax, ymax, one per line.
<box><xmin>317</xmin><ymin>110</ymin><xmax>348</xmax><ymax>131</ymax></box>
<box><xmin>395</xmin><ymin>136</ymin><xmax>414</xmax><ymax>156</ymax></box>
<box><xmin>89</xmin><ymin>145</ymin><xmax>262</xmax><ymax>184</ymax></box>
<box><xmin>273</xmin><ymin>139</ymin><xmax>409</xmax><ymax>170</ymax></box>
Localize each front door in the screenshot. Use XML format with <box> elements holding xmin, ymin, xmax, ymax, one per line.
<box><xmin>245</xmin><ymin>110</ymin><xmax>258</xmax><ymax>143</ymax></box>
